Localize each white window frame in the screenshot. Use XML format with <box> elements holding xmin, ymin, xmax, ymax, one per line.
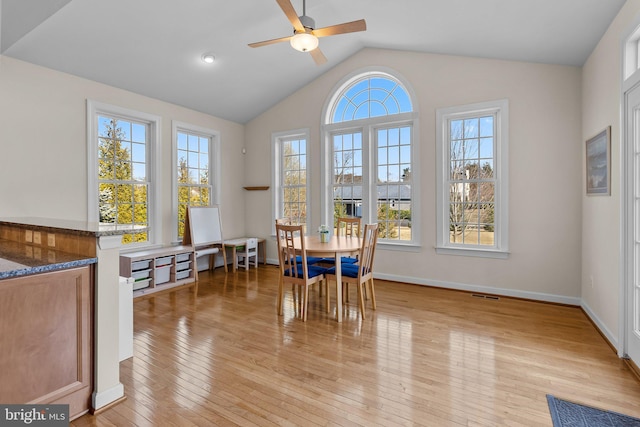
<box><xmin>271</xmin><ymin>129</ymin><xmax>311</xmax><ymax>234</ymax></box>
<box><xmin>436</xmin><ymin>99</ymin><xmax>509</xmax><ymax>258</ymax></box>
<box><xmin>321</xmin><ymin>68</ymin><xmax>420</xmax><ymax>250</ymax></box>
<box><xmin>86</xmin><ymin>99</ymin><xmax>161</xmax><ymax>247</ymax></box>
<box><xmin>171</xmin><ymin>121</ymin><xmax>221</xmax><ymax>243</ymax></box>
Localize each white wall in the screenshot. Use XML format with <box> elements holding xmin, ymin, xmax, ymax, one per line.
<box><xmin>0</xmin><ymin>55</ymin><xmax>246</xmax><ymax>241</ymax></box>
<box><xmin>245</xmin><ymin>48</ymin><xmax>583</xmax><ymax>302</ymax></box>
<box><xmin>581</xmin><ymin>0</ymin><xmax>640</xmax><ymax>348</ymax></box>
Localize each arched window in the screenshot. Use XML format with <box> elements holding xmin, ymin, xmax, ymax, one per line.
<box><xmin>331</xmin><ymin>76</ymin><xmax>413</xmax><ymax>123</ymax></box>
<box><xmin>322</xmin><ymin>70</ymin><xmax>418</xmax><ymax>245</ymax></box>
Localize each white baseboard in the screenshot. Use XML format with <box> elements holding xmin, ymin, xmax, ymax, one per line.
<box><xmin>373</xmin><ymin>272</ymin><xmax>582</xmax><ymax>306</ymax></box>
<box><xmin>581</xmin><ymin>299</ymin><xmax>620</xmax><ymax>354</ymax></box>
<box><xmin>92</xmin><ymin>383</ymin><xmax>124</xmax><ymax>410</ymax></box>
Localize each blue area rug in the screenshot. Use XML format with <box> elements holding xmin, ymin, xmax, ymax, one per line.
<box><xmin>547</xmin><ymin>394</ymin><xmax>640</xmax><ymax>426</ymax></box>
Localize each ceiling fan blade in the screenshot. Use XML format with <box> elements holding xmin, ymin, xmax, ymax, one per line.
<box><xmin>276</xmin><ymin>0</ymin><xmax>305</xmax><ymax>32</ymax></box>
<box><xmin>310</xmin><ymin>48</ymin><xmax>327</xmax><ymax>65</ymax></box>
<box><xmin>312</xmin><ymin>19</ymin><xmax>367</xmax><ymax>38</ymax></box>
<box><xmin>248</xmin><ymin>35</ymin><xmax>292</xmax><ymax>48</ymax></box>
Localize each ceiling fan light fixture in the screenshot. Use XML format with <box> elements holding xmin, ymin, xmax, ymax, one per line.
<box><xmin>290</xmin><ymin>32</ymin><xmax>318</xmax><ymax>52</ymax></box>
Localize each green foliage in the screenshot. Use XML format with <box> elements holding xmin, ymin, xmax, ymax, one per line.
<box><xmin>333</xmin><ymin>199</ymin><xmax>348</xmax><ymax>228</ymax></box>
<box><xmin>177</xmin><ymin>156</ymin><xmax>211</xmax><ymax>238</ymax></box>
<box><xmin>97</xmin><ymin>118</ymin><xmax>148</xmax><ymax>244</ymax></box>
<box><xmin>483</xmin><ymin>205</ymin><xmax>495</xmax><ymax>232</ymax></box>
<box><xmin>398</xmin><ymin>209</ymin><xmax>411</xmax><ymax>220</ymax></box>
<box><xmin>377</xmin><ymin>203</ymin><xmax>398</xmax><ymax>239</ymax></box>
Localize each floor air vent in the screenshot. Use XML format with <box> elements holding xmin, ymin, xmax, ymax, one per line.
<box><xmin>471</xmin><ymin>294</ymin><xmax>500</xmax><ymax>300</ymax></box>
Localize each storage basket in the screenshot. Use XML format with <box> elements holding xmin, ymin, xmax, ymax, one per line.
<box><xmin>131</xmin><ymin>269</ymin><xmax>151</xmax><ymax>280</ymax></box>
<box><xmin>176</xmin><ymin>260</ymin><xmax>192</xmax><ymax>271</ymax></box>
<box><xmin>175</xmin><ymin>269</ymin><xmax>192</xmax><ymax>280</ymax></box>
<box><xmin>155</xmin><ymin>256</ymin><xmax>174</xmax><ymax>267</ymax></box>
<box><xmin>131</xmin><ymin>259</ymin><xmax>151</xmax><ymax>271</ymax></box>
<box><xmin>155</xmin><ymin>265</ymin><xmax>171</xmax><ymax>284</ymax></box>
<box><xmin>175</xmin><ymin>253</ymin><xmax>191</xmax><ymax>263</ymax></box>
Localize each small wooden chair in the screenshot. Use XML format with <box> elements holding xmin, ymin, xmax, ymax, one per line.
<box><xmin>236</xmin><ymin>238</ymin><xmax>258</xmax><ymax>270</ymax></box>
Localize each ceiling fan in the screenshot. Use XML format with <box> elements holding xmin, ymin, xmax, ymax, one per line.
<box><xmin>248</xmin><ymin>0</ymin><xmax>366</xmax><ymax>65</ymax></box>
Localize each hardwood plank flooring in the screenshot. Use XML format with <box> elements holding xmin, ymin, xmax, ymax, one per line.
<box><xmin>72</xmin><ymin>265</ymin><xmax>640</xmax><ymax>426</ymax></box>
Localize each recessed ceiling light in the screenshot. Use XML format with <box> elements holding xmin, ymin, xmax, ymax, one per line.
<box><xmin>201</xmin><ymin>54</ymin><xmax>215</xmax><ymax>64</ymax></box>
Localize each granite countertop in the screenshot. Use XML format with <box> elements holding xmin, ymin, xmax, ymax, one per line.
<box><xmin>0</xmin><ymin>239</ymin><xmax>97</xmax><ymax>280</ymax></box>
<box><xmin>0</xmin><ymin>217</ymin><xmax>148</xmax><ymax>237</ymax></box>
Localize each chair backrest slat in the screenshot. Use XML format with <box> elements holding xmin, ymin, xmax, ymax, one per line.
<box><xmin>358</xmin><ymin>223</ymin><xmax>378</xmax><ymax>278</ymax></box>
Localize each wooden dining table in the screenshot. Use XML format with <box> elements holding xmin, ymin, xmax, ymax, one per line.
<box><xmin>301</xmin><ymin>234</ymin><xmax>362</xmax><ymax>322</ymax></box>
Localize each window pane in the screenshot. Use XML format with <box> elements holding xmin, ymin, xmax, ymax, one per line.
<box><xmin>479</xmin><ymin>116</ymin><xmax>494</xmax><ymax>137</ymax></box>
<box><xmin>479</xmin><ymin>137</ymin><xmax>493</xmax><ymax>159</ymax></box>
<box><xmin>131</xmin><ymin>143</ymin><xmax>145</xmax><ymax>163</ymax></box>
<box><xmin>327</xmin><ymin>74</ymin><xmax>414</xmax><ymax>243</ymax></box>
<box><xmin>132</xmin><ymin>163</ymin><xmax>146</xmax><ymax>181</ymax></box>
<box><xmin>177</xmin><ymin>133</ymin><xmax>187</xmax><ymax>150</ymax></box>
<box><xmin>439</xmin><ymin>101</ymin><xmax>505</xmax><ymax>251</ymax></box>
<box><xmin>117</xmin><ymin>120</ymin><xmax>131</xmax><ymax>140</ymax></box>
<box><xmin>331</xmin><ymin>75</ymin><xmax>412</xmax><ymax>124</ymax></box>
<box><xmin>464</xmin><ymin>119</ymin><xmax>478</xmax><ymax>138</ymax></box>
<box><xmin>175</xmin><ymin>130</ymin><xmax>215</xmax><ymax>238</ymax></box>
<box><xmin>132</xmin><ymin>123</ymin><xmax>145</xmax><ymax>143</ymax></box>
<box><xmin>281</xmin><ymin>137</ymin><xmax>308</xmax><ymax>227</ymax></box>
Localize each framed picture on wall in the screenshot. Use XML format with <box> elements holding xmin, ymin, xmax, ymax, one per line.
<box><xmin>586</xmin><ymin>126</ymin><xmax>611</xmax><ymax>196</ymax></box>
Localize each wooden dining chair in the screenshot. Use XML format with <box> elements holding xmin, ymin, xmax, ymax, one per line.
<box><xmin>275</xmin><ymin>219</ymin><xmax>323</xmax><ymax>266</ymax></box>
<box><xmin>326</xmin><ymin>223</ymin><xmax>378</xmax><ymax>319</ymax></box>
<box><xmin>337</xmin><ymin>216</ymin><xmax>361</xmax><ymax>237</ymax></box>
<box><xmin>320</xmin><ymin>216</ymin><xmax>361</xmax><ymax>266</ymax></box>
<box><xmin>320</xmin><ymin>216</ymin><xmax>361</xmax><ymax>300</ymax></box>
<box><xmin>276</xmin><ymin>223</ymin><xmax>328</xmax><ymax>321</ymax></box>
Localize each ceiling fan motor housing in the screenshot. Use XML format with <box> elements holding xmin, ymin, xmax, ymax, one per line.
<box><xmin>298</xmin><ymin>15</ymin><xmax>316</xmax><ymax>31</ymax></box>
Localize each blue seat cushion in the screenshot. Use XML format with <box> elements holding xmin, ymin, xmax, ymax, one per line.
<box><xmin>325</xmin><ymin>263</ymin><xmax>361</xmax><ymax>278</ymax></box>
<box><xmin>284</xmin><ymin>264</ymin><xmax>328</xmax><ymax>278</ymax></box>
<box><xmin>294</xmin><ymin>255</ymin><xmax>323</xmax><ymax>265</ymax></box>
<box><xmin>319</xmin><ymin>256</ymin><xmax>358</xmax><ymax>265</ymax></box>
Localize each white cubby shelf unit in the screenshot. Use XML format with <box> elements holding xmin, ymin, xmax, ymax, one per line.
<box><xmin>119</xmin><ymin>245</ymin><xmax>197</xmax><ymax>298</ymax></box>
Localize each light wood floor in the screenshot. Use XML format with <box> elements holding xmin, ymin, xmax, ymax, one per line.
<box><xmin>72</xmin><ymin>265</ymin><xmax>640</xmax><ymax>426</ymax></box>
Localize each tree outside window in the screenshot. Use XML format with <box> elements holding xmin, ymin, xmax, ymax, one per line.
<box><xmin>176</xmin><ymin>131</ymin><xmax>211</xmax><ymax>239</ymax></box>
<box><xmin>436</xmin><ymin>99</ymin><xmax>508</xmax><ymax>257</ymax></box>
<box><xmin>98</xmin><ymin>116</ymin><xmax>148</xmax><ymax>244</ymax></box>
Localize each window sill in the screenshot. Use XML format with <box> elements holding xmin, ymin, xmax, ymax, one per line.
<box><xmin>435</xmin><ymin>246</ymin><xmax>510</xmax><ymax>259</ymax></box>
<box><xmin>377</xmin><ymin>241</ymin><xmax>422</xmax><ymax>252</ymax></box>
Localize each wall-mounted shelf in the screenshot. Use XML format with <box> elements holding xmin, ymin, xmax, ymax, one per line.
<box><xmin>243</xmin><ymin>186</ymin><xmax>269</xmax><ymax>191</ymax></box>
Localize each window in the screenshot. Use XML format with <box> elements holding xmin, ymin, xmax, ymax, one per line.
<box><xmin>87</xmin><ymin>101</ymin><xmax>160</xmax><ymax>246</ymax></box>
<box><xmin>173</xmin><ymin>122</ymin><xmax>220</xmax><ymax>241</ymax></box>
<box><xmin>272</xmin><ymin>130</ymin><xmax>310</xmax><ymax>232</ymax></box>
<box><xmin>322</xmin><ymin>70</ymin><xmax>418</xmax><ymax>245</ymax></box>
<box><xmin>623</xmin><ymin>25</ymin><xmax>640</xmax><ymax>80</ymax></box>
<box><xmin>436</xmin><ymin>99</ymin><xmax>509</xmax><ymax>258</ymax></box>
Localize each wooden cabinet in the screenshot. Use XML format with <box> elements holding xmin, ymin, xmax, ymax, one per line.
<box><xmin>0</xmin><ymin>266</ymin><xmax>93</xmax><ymax>419</ymax></box>
<box><xmin>119</xmin><ymin>245</ymin><xmax>196</xmax><ymax>298</ymax></box>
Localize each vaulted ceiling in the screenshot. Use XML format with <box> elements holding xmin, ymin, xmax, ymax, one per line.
<box><xmin>0</xmin><ymin>0</ymin><xmax>626</xmax><ymax>123</ymax></box>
